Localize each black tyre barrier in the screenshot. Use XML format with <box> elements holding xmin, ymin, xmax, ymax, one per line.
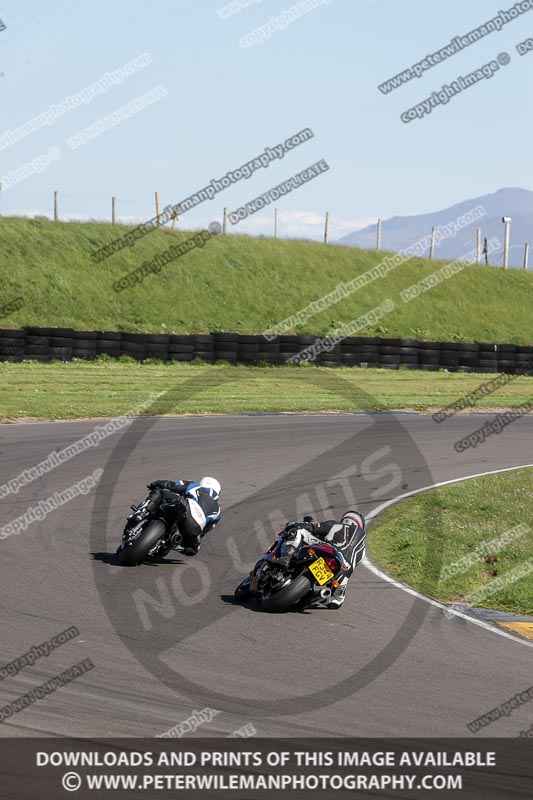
<box><xmin>144</xmin><ymin>343</ymin><xmax>167</xmax><ymax>353</ymax></box>
<box><xmin>418</xmin><ymin>341</ymin><xmax>441</xmax><ymax>350</ymax></box>
<box><xmin>341</xmin><ymin>356</ymin><xmax>361</xmax><ymax>367</ymax></box>
<box><xmin>168</xmin><ymin>344</ymin><xmax>194</xmax><ymax>354</ymax></box>
<box><xmin>213</xmin><ymin>332</ymin><xmax>239</xmax><ymax>343</ymax></box>
<box><xmin>48</xmin><ymin>327</ymin><xmax>75</xmax><ymax>337</ymax></box>
<box><xmin>72</xmin><ymin>330</ymin><xmax>98</xmax><ymax>340</ymax></box>
<box><xmin>237</xmin><ymin>343</ymin><xmax>260</xmax><ymax>353</ymax></box>
<box><xmin>122</xmin><ymin>332</ymin><xmax>149</xmax><ymax>343</ymax></box>
<box><xmin>277</xmin><ymin>343</ymin><xmax>303</xmax><ymax>353</ymax></box>
<box><xmin>319</xmin><ymin>351</ymin><xmax>341</xmax><ymax>362</ymax></box>
<box><xmin>354</xmin><ymin>346</ymin><xmax>380</xmax><ymax>355</ymax></box>
<box><xmin>279</xmin><ymin>334</ymin><xmax>301</xmax><ymax>343</ymax></box>
<box><xmin>121</xmin><ymin>341</ymin><xmax>146</xmax><ymax>353</ymax></box>
<box><xmin>444</xmin><ymin>342</ymin><xmax>479</xmax><ymax>352</ymax></box>
<box><xmin>357</xmin><ymin>336</ymin><xmax>381</xmax><ymax>345</ymax></box>
<box><xmin>169</xmin><ymin>334</ymin><xmax>195</xmax><ymax>344</ymax></box>
<box><xmin>258</xmin><ymin>343</ymin><xmax>280</xmax><ymax>353</ymax></box>
<box><xmin>379</xmin><ymin>346</ymin><xmax>419</xmax><ymax>356</ymax></box>
<box><xmin>378</xmin><ymin>355</ymin><xmax>401</xmax><ymax>365</ymax></box>
<box><xmin>0</xmin><ymin>329</ymin><xmax>25</xmax><ymax>338</ymax></box>
<box><xmin>0</xmin><ymin>328</ymin><xmax>530</xmax><ymax>375</ymax></box>
<box><xmin>23</xmin><ymin>326</ymin><xmax>51</xmax><ymax>336</ymax></box>
<box><xmin>24</xmin><ymin>345</ymin><xmax>52</xmax><ymax>356</ymax></box>
<box><xmin>440</xmin><ymin>358</ymin><xmax>460</xmax><ymax>367</ymax></box>
<box><xmin>234</xmin><ymin>334</ymin><xmax>262</xmax><ymax>344</ymax></box>
<box><xmin>72</xmin><ymin>350</ymin><xmax>97</xmax><ymax>359</ymax></box>
<box><xmin>130</xmin><ymin>332</ymin><xmax>167</xmax><ymax>344</ymax></box>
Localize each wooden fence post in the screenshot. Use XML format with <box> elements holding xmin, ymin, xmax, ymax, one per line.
<box><xmin>324</xmin><ymin>211</ymin><xmax>329</xmax><ymax>244</ymax></box>
<box><xmin>155</xmin><ymin>191</ymin><xmax>161</xmax><ymax>226</ymax></box>
<box><xmin>429</xmin><ymin>226</ymin><xmax>435</xmax><ymax>260</ymax></box>
<box><xmin>524</xmin><ymin>243</ymin><xmax>529</xmax><ymax>270</ymax></box>
<box><xmin>376</xmin><ymin>218</ymin><xmax>381</xmax><ymax>250</ymax></box>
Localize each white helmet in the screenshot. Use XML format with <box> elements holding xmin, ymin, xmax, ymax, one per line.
<box><xmin>199</xmin><ymin>476</ymin><xmax>221</xmax><ymax>495</ymax></box>
<box><xmin>341</xmin><ymin>510</ymin><xmax>365</xmax><ymax>529</ymax></box>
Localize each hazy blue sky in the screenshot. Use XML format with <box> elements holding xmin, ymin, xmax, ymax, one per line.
<box><xmin>0</xmin><ymin>0</ymin><xmax>531</xmax><ymax>240</ymax></box>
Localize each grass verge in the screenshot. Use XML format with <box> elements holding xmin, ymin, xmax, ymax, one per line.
<box><xmin>368</xmin><ymin>467</ymin><xmax>533</xmax><ymax>615</ymax></box>
<box><xmin>0</xmin><ymin>216</ymin><xmax>532</xmax><ymax>342</ymax></box>
<box><xmin>1</xmin><ymin>358</ymin><xmax>532</xmax><ymax>420</ymax></box>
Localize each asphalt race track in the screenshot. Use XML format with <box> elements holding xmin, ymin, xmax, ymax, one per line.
<box><xmin>0</xmin><ymin>412</ymin><xmax>531</xmax><ymax>739</ymax></box>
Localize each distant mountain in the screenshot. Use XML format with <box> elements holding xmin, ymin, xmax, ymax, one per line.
<box><xmin>336</xmin><ymin>188</ymin><xmax>533</xmax><ymax>268</ymax></box>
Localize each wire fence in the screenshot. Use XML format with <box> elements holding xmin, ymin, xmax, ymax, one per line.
<box><xmin>0</xmin><ymin>188</ymin><xmax>529</xmax><ymax>270</ymax></box>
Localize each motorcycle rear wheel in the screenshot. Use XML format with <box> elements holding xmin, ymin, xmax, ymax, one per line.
<box><xmin>118</xmin><ymin>520</ymin><xmax>166</xmax><ymax>566</ymax></box>
<box><xmin>261</xmin><ymin>573</ymin><xmax>311</xmax><ymax>612</ymax></box>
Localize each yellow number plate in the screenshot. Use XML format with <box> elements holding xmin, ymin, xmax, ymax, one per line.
<box><xmin>308</xmin><ymin>557</ymin><xmax>334</xmax><ymax>585</ymax></box>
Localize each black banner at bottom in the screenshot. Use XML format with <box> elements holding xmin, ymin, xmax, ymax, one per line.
<box><xmin>0</xmin><ymin>738</ymin><xmax>531</xmax><ymax>799</ymax></box>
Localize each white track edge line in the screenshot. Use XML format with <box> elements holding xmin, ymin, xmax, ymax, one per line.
<box><xmin>363</xmin><ymin>463</ymin><xmax>533</xmax><ymax>648</ymax></box>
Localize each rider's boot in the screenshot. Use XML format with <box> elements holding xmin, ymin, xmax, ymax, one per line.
<box><xmin>183</xmin><ymin>534</ymin><xmax>201</xmax><ymax>557</ymax></box>
<box><xmin>326</xmin><ymin>576</ymin><xmax>348</xmax><ymax>609</ymax></box>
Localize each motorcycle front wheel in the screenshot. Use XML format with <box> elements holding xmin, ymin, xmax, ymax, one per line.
<box><xmin>118</xmin><ymin>520</ymin><xmax>166</xmax><ymax>566</ymax></box>
<box><xmin>261</xmin><ymin>573</ymin><xmax>311</xmax><ymax>612</ymax></box>
<box><xmin>234</xmin><ymin>576</ymin><xmax>252</xmax><ymax>601</ymax></box>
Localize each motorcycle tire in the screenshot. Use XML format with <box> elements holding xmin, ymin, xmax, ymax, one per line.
<box><xmin>261</xmin><ymin>573</ymin><xmax>312</xmax><ymax>612</ymax></box>
<box><xmin>118</xmin><ymin>520</ymin><xmax>167</xmax><ymax>566</ymax></box>
<box><xmin>234</xmin><ymin>576</ymin><xmax>252</xmax><ymax>601</ymax></box>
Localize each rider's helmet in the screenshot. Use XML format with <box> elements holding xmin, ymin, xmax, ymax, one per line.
<box><xmin>199</xmin><ymin>476</ymin><xmax>221</xmax><ymax>495</ymax></box>
<box><xmin>341</xmin><ymin>510</ymin><xmax>365</xmax><ymax>529</ymax></box>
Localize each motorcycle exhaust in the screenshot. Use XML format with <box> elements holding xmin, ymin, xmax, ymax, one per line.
<box><xmin>319</xmin><ymin>587</ymin><xmax>332</xmax><ymax>599</ymax></box>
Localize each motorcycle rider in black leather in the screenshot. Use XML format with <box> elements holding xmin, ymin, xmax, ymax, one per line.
<box><xmin>127</xmin><ymin>476</ymin><xmax>221</xmax><ymax>556</ymax></box>
<box><xmin>282</xmin><ymin>510</ymin><xmax>366</xmax><ymax>608</ymax></box>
